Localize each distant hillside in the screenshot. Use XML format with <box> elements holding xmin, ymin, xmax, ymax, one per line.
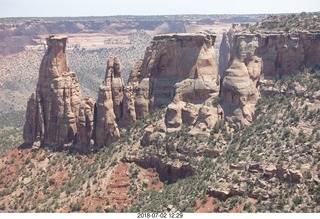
<box><xmin>249</xmin><ymin>11</ymin><xmax>320</xmax><ymax>32</ymax></box>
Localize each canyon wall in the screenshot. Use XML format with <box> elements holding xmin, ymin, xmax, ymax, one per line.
<box><xmin>23</xmin><ymin>33</ymin><xmax>223</xmax><ymax>152</ymax></box>
<box><xmin>23</xmin><ymin>29</ymin><xmax>320</xmax><ymax>152</ymax></box>
<box><xmin>220</xmin><ymin>29</ymin><xmax>320</xmax><ymax>125</ymax></box>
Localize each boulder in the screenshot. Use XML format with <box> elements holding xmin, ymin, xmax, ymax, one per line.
<box><xmin>207</xmin><ymin>187</ymin><xmax>230</xmax><ymax>201</ymax></box>
<box><xmin>289</xmin><ymin>169</ymin><xmax>304</xmax><ymax>183</ymax></box>
<box><xmin>189</xmin><ymin>98</ymin><xmax>222</xmax><ymax>137</ymax></box>
<box><xmin>141</xmin><ymin>125</ymin><xmax>155</xmax><ymax>146</ymax></box>
<box><xmin>229</xmin><ymin>161</ymin><xmax>247</xmax><ymax>170</ymax></box>
<box><xmin>264</xmin><ymin>165</ymin><xmax>277</xmax><ymax>179</ymax></box>
<box><xmin>165</xmin><ymin>102</ymin><xmax>184</xmax><ymax>132</ymax></box>
<box><xmin>181</xmin><ymin>103</ymin><xmax>199</xmax><ymax>126</ymax></box>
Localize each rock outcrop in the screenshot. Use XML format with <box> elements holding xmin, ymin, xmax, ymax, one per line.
<box><xmin>108</xmin><ymin>57</ymin><xmax>124</xmax><ymax>121</ymax></box>
<box><xmin>218</xmin><ymin>24</ymin><xmax>241</xmax><ymax>76</ymax></box>
<box><xmin>121</xmin><ymin>60</ymin><xmax>143</xmax><ymax>126</ymax></box>
<box><xmin>76</xmin><ymin>96</ymin><xmax>95</xmax><ymax>153</ymax></box>
<box><xmin>220</xmin><ymin>31</ymin><xmax>320</xmax><ymax>125</ymax></box>
<box><xmin>121</xmin><ymin>33</ymin><xmax>223</xmax><ymax>135</ymax></box>
<box><xmin>23</xmin><ymin>30</ymin><xmax>320</xmax><ymax>152</ymax></box>
<box><xmin>95</xmin><ymin>58</ymin><xmax>121</xmax><ymax>148</ymax></box>
<box><xmin>23</xmin><ymin>93</ymin><xmax>42</xmax><ymax>146</ymax></box>
<box><xmin>23</xmin><ymin>35</ymin><xmax>82</xmax><ymax>148</ymax></box>
<box><xmin>139</xmin><ymin>33</ymin><xmax>221</xmax><ymax>133</ymax></box>
<box><xmin>23</xmin><ymin>33</ymin><xmax>224</xmax><ymax>151</ymax></box>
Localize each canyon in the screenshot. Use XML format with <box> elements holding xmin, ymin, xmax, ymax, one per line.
<box><xmin>0</xmin><ymin>13</ymin><xmax>320</xmax><ymax>213</ymax></box>
<box><xmin>23</xmin><ymin>27</ymin><xmax>320</xmax><ymax>152</ymax></box>
<box><xmin>23</xmin><ymin>33</ymin><xmax>223</xmax><ymax>152</ymax></box>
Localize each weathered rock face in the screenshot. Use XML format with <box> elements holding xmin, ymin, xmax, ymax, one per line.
<box><xmin>23</xmin><ymin>93</ymin><xmax>42</xmax><ymax>146</ymax></box>
<box><xmin>127</xmin><ymin>59</ymin><xmax>143</xmax><ymax>88</ymax></box>
<box><xmin>122</xmin><ymin>60</ymin><xmax>142</xmax><ymax>124</ymax></box>
<box><xmin>142</xmin><ymin>33</ymin><xmax>220</xmax><ymax>108</ymax></box>
<box><xmin>128</xmin><ymin>155</ymin><xmax>195</xmax><ymax>183</ymax></box>
<box><xmin>23</xmin><ymin>33</ymin><xmax>223</xmax><ymax>151</ymax></box>
<box><xmin>218</xmin><ymin>32</ymin><xmax>231</xmax><ymax>77</ymax></box>
<box><xmin>255</xmin><ymin>32</ymin><xmax>320</xmax><ymax>76</ymax></box>
<box><xmin>220</xmin><ymin>31</ymin><xmax>320</xmax><ymax>125</ymax></box>
<box><xmin>218</xmin><ymin>24</ymin><xmax>241</xmax><ymax>76</ymax></box>
<box><xmin>107</xmin><ymin>57</ymin><xmax>124</xmax><ymax>121</ymax></box>
<box><xmin>95</xmin><ymin>59</ymin><xmax>121</xmax><ymax>148</ymax></box>
<box><xmin>76</xmin><ymin>96</ymin><xmax>95</xmax><ymax>153</ymax></box>
<box><xmin>189</xmin><ymin>98</ymin><xmax>224</xmax><ymax>136</ymax></box>
<box><xmin>121</xmin><ymin>85</ymin><xmax>137</xmax><ymax>126</ymax></box>
<box><xmin>23</xmin><ymin>35</ymin><xmax>82</xmax><ymax>147</ymax></box>
<box><xmin>135</xmin><ymin>33</ymin><xmax>222</xmax><ymax>133</ymax></box>
<box><xmin>221</xmin><ymin>58</ymin><xmax>261</xmax><ymax>126</ymax></box>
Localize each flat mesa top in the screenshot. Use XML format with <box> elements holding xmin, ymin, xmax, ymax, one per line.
<box><xmin>153</xmin><ymin>32</ymin><xmax>216</xmax><ymax>40</ymax></box>
<box><xmin>48</xmin><ymin>35</ymin><xmax>68</xmax><ymax>40</ymax></box>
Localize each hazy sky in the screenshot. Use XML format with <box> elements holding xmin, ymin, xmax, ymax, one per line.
<box><xmin>0</xmin><ymin>0</ymin><xmax>319</xmax><ymax>17</ymax></box>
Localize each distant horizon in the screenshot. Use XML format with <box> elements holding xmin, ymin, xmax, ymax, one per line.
<box><xmin>0</xmin><ymin>12</ymin><xmax>313</xmax><ymax>19</ymax></box>
<box><xmin>1</xmin><ymin>0</ymin><xmax>319</xmax><ymax>18</ymax></box>
<box><xmin>0</xmin><ymin>11</ymin><xmax>298</xmax><ymax>19</ymax></box>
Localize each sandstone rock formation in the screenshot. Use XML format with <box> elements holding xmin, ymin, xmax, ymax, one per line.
<box><xmin>23</xmin><ymin>33</ymin><xmax>225</xmax><ymax>150</ymax></box>
<box><xmin>220</xmin><ymin>31</ymin><xmax>320</xmax><ymax>125</ymax></box>
<box><xmin>221</xmin><ymin>58</ymin><xmax>261</xmax><ymax>126</ymax></box>
<box><xmin>108</xmin><ymin>57</ymin><xmax>124</xmax><ymax>121</ymax></box>
<box><xmin>218</xmin><ymin>24</ymin><xmax>241</xmax><ymax>76</ymax></box>
<box><xmin>23</xmin><ymin>93</ymin><xmax>42</xmax><ymax>146</ymax></box>
<box><xmin>95</xmin><ymin>58</ymin><xmax>121</xmax><ymax>148</ymax></box>
<box><xmin>23</xmin><ymin>37</ymin><xmax>128</xmax><ymax>151</ymax></box>
<box><xmin>123</xmin><ymin>33</ymin><xmax>223</xmax><ymax>138</ymax></box>
<box><xmin>76</xmin><ymin>96</ymin><xmax>95</xmax><ymax>153</ymax></box>
<box><xmin>23</xmin><ymin>29</ymin><xmax>320</xmax><ymax>152</ymax></box>
<box><xmin>121</xmin><ymin>85</ymin><xmax>137</xmax><ymax>126</ymax></box>
<box><xmin>138</xmin><ymin>33</ymin><xmax>221</xmax><ymax>133</ymax></box>
<box><xmin>23</xmin><ymin>35</ymin><xmax>82</xmax><ymax>148</ymax></box>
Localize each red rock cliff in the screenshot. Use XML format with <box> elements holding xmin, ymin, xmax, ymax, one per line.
<box><xmin>220</xmin><ymin>30</ymin><xmax>320</xmax><ymax>125</ymax></box>
<box><xmin>23</xmin><ymin>35</ymin><xmax>82</xmax><ymax>148</ymax></box>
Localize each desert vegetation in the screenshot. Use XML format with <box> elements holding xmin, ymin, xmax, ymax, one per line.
<box><xmin>249</xmin><ymin>12</ymin><xmax>320</xmax><ymax>32</ymax></box>
<box><xmin>132</xmin><ymin>67</ymin><xmax>320</xmax><ymax>212</ymax></box>
<box><xmin>0</xmin><ymin>13</ymin><xmax>319</xmax><ymax>213</ymax></box>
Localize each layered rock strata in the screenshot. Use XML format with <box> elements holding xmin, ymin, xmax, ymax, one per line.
<box><xmin>23</xmin><ymin>33</ymin><xmax>223</xmax><ymax>151</ymax></box>
<box><xmin>76</xmin><ymin>96</ymin><xmax>95</xmax><ymax>152</ymax></box>
<box><xmin>220</xmin><ymin>30</ymin><xmax>320</xmax><ymax>125</ymax></box>
<box><xmin>139</xmin><ymin>33</ymin><xmax>221</xmax><ymax>134</ymax></box>
<box><xmin>94</xmin><ymin>57</ymin><xmax>121</xmax><ymax>148</ymax></box>
<box><xmin>218</xmin><ymin>24</ymin><xmax>241</xmax><ymax>76</ymax></box>
<box><xmin>23</xmin><ymin>31</ymin><xmax>320</xmax><ymax>152</ymax></box>
<box><xmin>23</xmin><ymin>35</ymin><xmax>82</xmax><ymax>148</ymax></box>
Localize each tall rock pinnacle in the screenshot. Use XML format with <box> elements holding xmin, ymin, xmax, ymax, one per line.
<box><xmin>94</xmin><ymin>57</ymin><xmax>121</xmax><ymax>148</ymax></box>
<box><xmin>23</xmin><ymin>35</ymin><xmax>82</xmax><ymax>148</ymax></box>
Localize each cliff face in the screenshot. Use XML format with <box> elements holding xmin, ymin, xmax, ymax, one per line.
<box><xmin>23</xmin><ymin>35</ymin><xmax>82</xmax><ymax>148</ymax></box>
<box><xmin>220</xmin><ymin>30</ymin><xmax>320</xmax><ymax>125</ymax></box>
<box><xmin>23</xmin><ymin>33</ymin><xmax>223</xmax><ymax>151</ymax></box>
<box><xmin>24</xmin><ymin>30</ymin><xmax>320</xmax><ymax>152</ymax></box>
<box><xmin>218</xmin><ymin>24</ymin><xmax>241</xmax><ymax>76</ymax></box>
<box><xmin>94</xmin><ymin>57</ymin><xmax>121</xmax><ymax>148</ymax></box>
<box><xmin>134</xmin><ymin>33</ymin><xmax>221</xmax><ymax>134</ymax></box>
